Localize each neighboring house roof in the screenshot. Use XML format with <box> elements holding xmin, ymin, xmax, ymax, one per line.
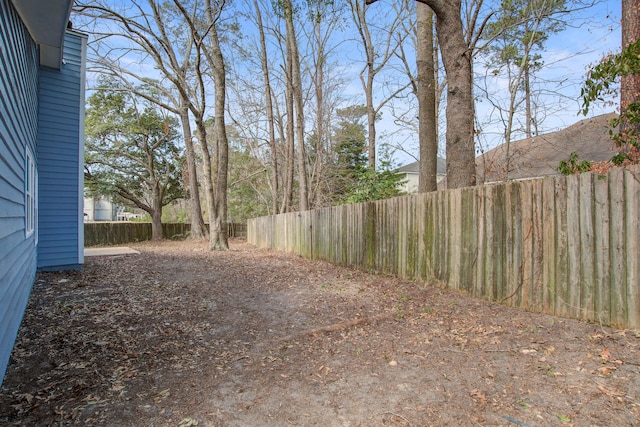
<box><xmin>10</xmin><ymin>0</ymin><xmax>73</xmax><ymax>68</ymax></box>
<box><xmin>397</xmin><ymin>157</ymin><xmax>447</xmax><ymax>175</ymax></box>
<box><xmin>476</xmin><ymin>113</ymin><xmax>617</xmax><ymax>183</ymax></box>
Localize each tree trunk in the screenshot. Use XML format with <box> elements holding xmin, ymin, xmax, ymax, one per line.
<box><xmin>524</xmin><ymin>64</ymin><xmax>532</xmax><ymax>138</ymax></box>
<box><xmin>359</xmin><ymin>2</ymin><xmax>377</xmax><ymax>169</ymax></box>
<box><xmin>151</xmin><ymin>183</ymin><xmax>164</xmax><ymax>240</ymax></box>
<box><xmin>312</xmin><ymin>19</ymin><xmax>325</xmax><ymax>208</ymax></box>
<box><xmin>254</xmin><ymin>0</ymin><xmax>279</xmax><ymax>215</ymax></box>
<box><xmin>621</xmin><ymin>0</ymin><xmax>640</xmax><ymax>139</ymax></box>
<box><xmin>151</xmin><ymin>211</ymin><xmax>164</xmax><ymax>240</ymax></box>
<box><xmin>195</xmin><ymin>120</ymin><xmax>216</xmax><ymax>243</ymax></box>
<box><xmin>417</xmin><ymin>3</ymin><xmax>438</xmax><ymax>193</ymax></box>
<box><xmin>283</xmin><ymin>52</ymin><xmax>295</xmax><ymax>213</ymax></box>
<box><xmin>207</xmin><ymin>2</ymin><xmax>229</xmax><ymax>251</ymax></box>
<box><xmin>364</xmin><ymin>0</ymin><xmax>477</xmax><ymax>188</ymax></box>
<box><xmin>178</xmin><ymin>102</ymin><xmax>207</xmax><ymax>239</ymax></box>
<box><xmin>366</xmin><ymin>68</ymin><xmax>377</xmax><ymax>169</ymax></box>
<box><xmin>504</xmin><ymin>64</ymin><xmax>518</xmax><ymax>180</ymax></box>
<box><xmin>285</xmin><ymin>0</ymin><xmax>309</xmax><ymax>211</ymax></box>
<box><xmin>428</xmin><ymin>0</ymin><xmax>476</xmax><ymax>188</ymax></box>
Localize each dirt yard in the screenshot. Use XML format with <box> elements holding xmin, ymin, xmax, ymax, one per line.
<box><xmin>0</xmin><ymin>239</ymin><xmax>638</xmax><ymax>426</ymax></box>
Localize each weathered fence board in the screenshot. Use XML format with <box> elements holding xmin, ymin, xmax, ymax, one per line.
<box><xmin>594</xmin><ymin>174</ymin><xmax>611</xmax><ymax>324</ymax></box>
<box><xmin>609</xmin><ymin>168</ymin><xmax>627</xmax><ymax>327</ymax></box>
<box><xmin>625</xmin><ymin>169</ymin><xmax>640</xmax><ymax>328</ymax></box>
<box><xmin>85</xmin><ymin>222</ymin><xmax>247</xmax><ymax>247</ymax></box>
<box><xmin>567</xmin><ymin>175</ymin><xmax>581</xmax><ymax>319</ymax></box>
<box><xmin>520</xmin><ymin>180</ymin><xmax>534</xmax><ymax>310</ymax></box>
<box><xmin>248</xmin><ymin>166</ymin><xmax>640</xmax><ymax>329</ymax></box>
<box><xmin>579</xmin><ymin>173</ymin><xmax>595</xmax><ymax>322</ymax></box>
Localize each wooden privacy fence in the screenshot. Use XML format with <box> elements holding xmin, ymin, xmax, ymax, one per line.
<box><xmin>85</xmin><ymin>222</ymin><xmax>247</xmax><ymax>246</ymax></box>
<box><xmin>248</xmin><ymin>166</ymin><xmax>640</xmax><ymax>329</ymax></box>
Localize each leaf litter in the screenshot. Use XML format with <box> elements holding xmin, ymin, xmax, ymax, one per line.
<box><xmin>0</xmin><ymin>239</ymin><xmax>639</xmax><ymax>426</ymax></box>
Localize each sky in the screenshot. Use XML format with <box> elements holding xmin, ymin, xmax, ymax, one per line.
<box><xmin>474</xmin><ymin>0</ymin><xmax>622</xmax><ymax>136</ymax></box>
<box><xmin>75</xmin><ymin>0</ymin><xmax>625</xmax><ymax>168</ymax></box>
<box><xmin>394</xmin><ymin>0</ymin><xmax>624</xmax><ymax>166</ymax></box>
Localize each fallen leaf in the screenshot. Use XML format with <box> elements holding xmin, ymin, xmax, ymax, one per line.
<box><xmin>597</xmin><ymin>366</ymin><xmax>616</xmax><ymax>376</ymax></box>
<box><xmin>153</xmin><ymin>388</ymin><xmax>170</xmax><ymax>403</ymax></box>
<box><xmin>82</xmin><ymin>394</ymin><xmax>102</xmax><ymax>404</ymax></box>
<box><xmin>597</xmin><ymin>384</ymin><xmax>626</xmax><ymax>397</ymax></box>
<box><xmin>470</xmin><ymin>389</ymin><xmax>487</xmax><ymax>404</ymax></box>
<box><xmin>178</xmin><ymin>418</ymin><xmax>199</xmax><ymax>427</ymax></box>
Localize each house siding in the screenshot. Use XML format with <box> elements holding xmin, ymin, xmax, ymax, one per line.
<box><xmin>36</xmin><ymin>30</ymin><xmax>86</xmax><ymax>271</ymax></box>
<box><xmin>0</xmin><ymin>0</ymin><xmax>40</xmax><ymax>383</ymax></box>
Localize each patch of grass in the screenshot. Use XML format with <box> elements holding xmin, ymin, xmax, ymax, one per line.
<box><xmin>520</xmin><ymin>325</ymin><xmax>540</xmax><ymax>335</ymax></box>
<box><xmin>395</xmin><ymin>303</ymin><xmax>404</xmax><ymax>319</ymax></box>
<box><xmin>421</xmin><ymin>307</ymin><xmax>435</xmax><ymax>315</ymax></box>
<box><xmin>517</xmin><ymin>398</ymin><xmax>531</xmax><ymax>409</ymax></box>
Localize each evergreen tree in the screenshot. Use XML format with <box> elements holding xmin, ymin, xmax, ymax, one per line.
<box><xmin>331</xmin><ymin>104</ymin><xmax>405</xmax><ymax>203</ymax></box>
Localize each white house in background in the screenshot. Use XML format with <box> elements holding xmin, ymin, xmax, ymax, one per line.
<box><xmin>83</xmin><ymin>196</ymin><xmax>143</xmax><ymax>221</ymax></box>
<box><xmin>397</xmin><ymin>158</ymin><xmax>447</xmax><ymax>193</ymax></box>
<box><xmin>84</xmin><ymin>196</ymin><xmax>120</xmax><ymax>221</ymax></box>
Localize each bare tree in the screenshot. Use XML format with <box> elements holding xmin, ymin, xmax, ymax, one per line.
<box><xmin>74</xmin><ymin>0</ymin><xmax>209</xmax><ymax>238</ymax></box>
<box><xmin>205</xmin><ymin>0</ymin><xmax>231</xmax><ymax>250</ymax></box>
<box><xmin>349</xmin><ymin>0</ymin><xmax>413</xmax><ymax>169</ymax></box>
<box><xmin>172</xmin><ymin>0</ymin><xmax>231</xmax><ymax>250</ymax></box>
<box><xmin>304</xmin><ymin>1</ymin><xmax>343</xmax><ymax>207</ymax></box>
<box><xmin>283</xmin><ymin>33</ymin><xmax>297</xmax><ymax>212</ymax></box>
<box><xmin>282</xmin><ymin>0</ymin><xmax>310</xmax><ymax>211</ymax></box>
<box><xmin>254</xmin><ymin>0</ymin><xmax>280</xmax><ymax>214</ymax></box>
<box><xmin>478</xmin><ymin>0</ymin><xmax>572</xmax><ymax>180</ymax></box>
<box><xmin>227</xmin><ymin>0</ymin><xmax>294</xmax><ymax>213</ymax></box>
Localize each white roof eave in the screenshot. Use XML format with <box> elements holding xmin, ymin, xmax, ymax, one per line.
<box><xmin>11</xmin><ymin>0</ymin><xmax>73</xmax><ymax>69</ymax></box>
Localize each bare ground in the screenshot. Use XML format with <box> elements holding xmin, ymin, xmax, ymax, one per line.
<box><xmin>0</xmin><ymin>239</ymin><xmax>639</xmax><ymax>426</ymax></box>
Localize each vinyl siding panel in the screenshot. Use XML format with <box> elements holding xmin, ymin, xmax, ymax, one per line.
<box><xmin>0</xmin><ymin>182</ymin><xmax>23</xmax><ymax>214</ymax></box>
<box><xmin>36</xmin><ymin>30</ymin><xmax>86</xmax><ymax>271</ymax></box>
<box><xmin>0</xmin><ymin>210</ymin><xmax>23</xmax><ymax>235</ymax></box>
<box><xmin>0</xmin><ymin>241</ymin><xmax>34</xmax><ymax>376</ymax></box>
<box><xmin>0</xmin><ymin>0</ymin><xmax>39</xmax><ymax>384</ymax></box>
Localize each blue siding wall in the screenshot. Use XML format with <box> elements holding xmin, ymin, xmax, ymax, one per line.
<box><xmin>37</xmin><ymin>30</ymin><xmax>86</xmax><ymax>271</ymax></box>
<box><xmin>0</xmin><ymin>0</ymin><xmax>40</xmax><ymax>384</ymax></box>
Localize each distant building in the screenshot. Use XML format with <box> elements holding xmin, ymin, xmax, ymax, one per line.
<box><xmin>396</xmin><ymin>157</ymin><xmax>447</xmax><ymax>193</ymax></box>
<box><xmin>84</xmin><ymin>196</ymin><xmax>120</xmax><ymax>221</ymax></box>
<box><xmin>476</xmin><ymin>113</ymin><xmax>617</xmax><ymax>183</ymax></box>
<box><xmin>84</xmin><ymin>196</ymin><xmax>144</xmax><ymax>221</ymax></box>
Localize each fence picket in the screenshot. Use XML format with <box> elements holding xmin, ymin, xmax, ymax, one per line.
<box><xmin>520</xmin><ymin>180</ymin><xmax>533</xmax><ymax>310</ymax></box>
<box><xmin>625</xmin><ymin>167</ymin><xmax>640</xmax><ymax>328</ymax></box>
<box><xmin>579</xmin><ymin>173</ymin><xmax>596</xmax><ymax>322</ymax></box>
<box><xmin>85</xmin><ymin>222</ymin><xmax>247</xmax><ymax>246</ymax></box>
<box><xmin>609</xmin><ymin>168</ymin><xmax>627</xmax><ymax>327</ymax></box>
<box><xmin>567</xmin><ymin>175</ymin><xmax>582</xmax><ymax>319</ymax></box>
